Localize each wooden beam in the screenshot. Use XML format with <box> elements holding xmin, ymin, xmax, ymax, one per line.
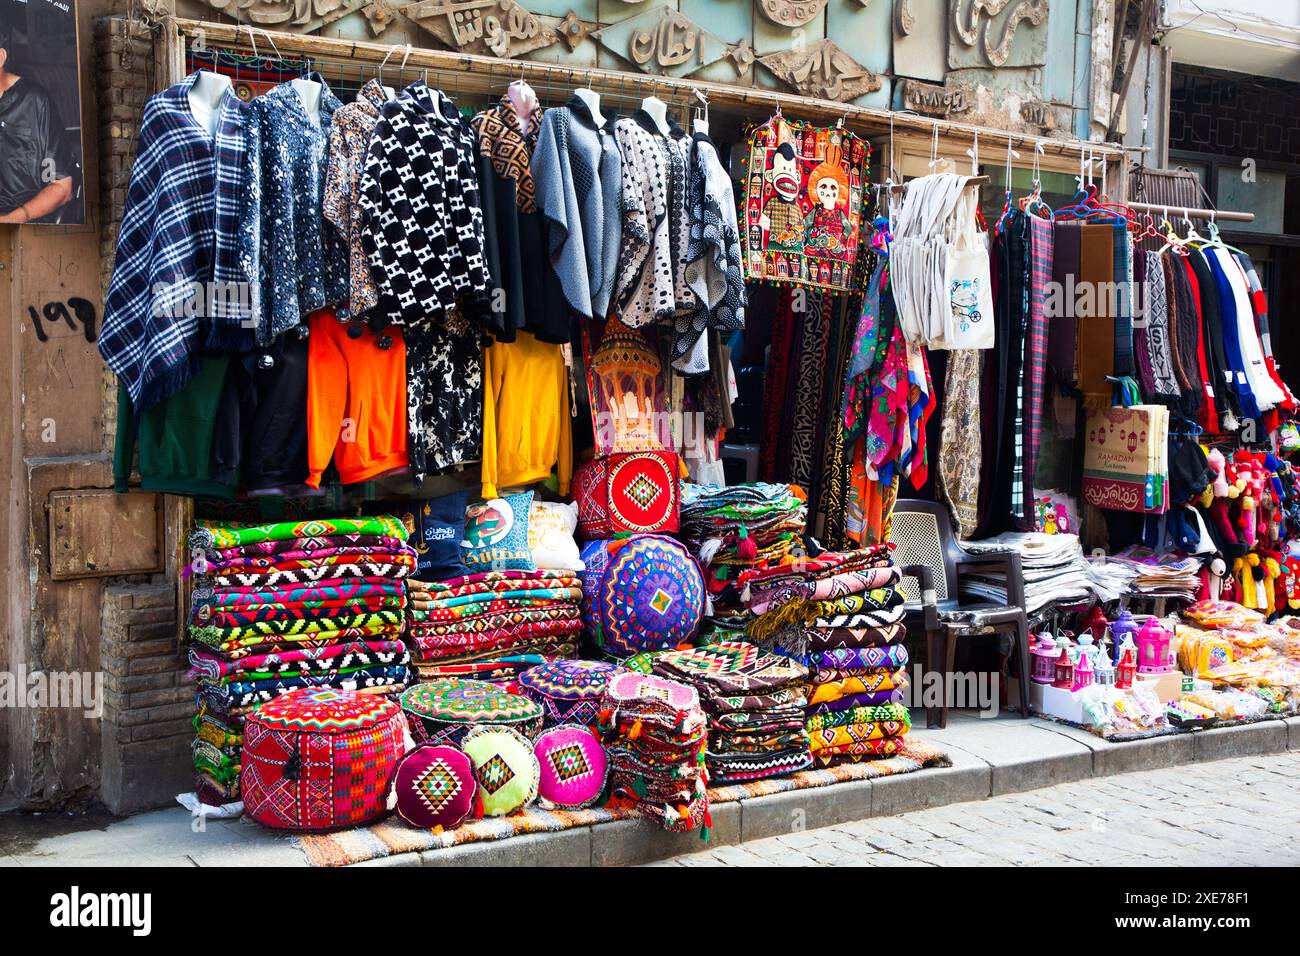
<box><xmin>167</xmin><ymin>16</ymin><xmax>1129</xmax><ymax>164</ymax></box>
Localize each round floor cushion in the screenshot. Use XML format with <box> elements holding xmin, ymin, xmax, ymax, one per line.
<box><xmin>390</xmin><ymin>744</ymin><xmax>477</xmax><ymax>830</ymax></box>
<box><xmin>461</xmin><ymin>726</ymin><xmax>540</xmax><ymax>817</ymax></box>
<box><xmin>400</xmin><ymin>679</ymin><xmax>543</xmax><ymax>746</ymax></box>
<box><xmin>241</xmin><ymin>686</ymin><xmax>405</xmax><ymax>832</ymax></box>
<box><xmin>533</xmin><ymin>724</ymin><xmax>609</xmax><ymax>809</ymax></box>
<box><xmin>517</xmin><ymin>659</ymin><xmax>622</xmax><ymax>726</ymax></box>
<box><xmin>579</xmin><ymin>535</ymin><xmax>705</xmax><ymax>657</ymax></box>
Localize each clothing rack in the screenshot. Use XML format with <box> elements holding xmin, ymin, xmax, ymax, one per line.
<box><xmin>1124</xmin><ymin>200</ymin><xmax>1255</xmax><ymax>224</ymax></box>
<box><xmin>162</xmin><ymin>17</ymin><xmax>1129</xmax><ymax>166</ymax></box>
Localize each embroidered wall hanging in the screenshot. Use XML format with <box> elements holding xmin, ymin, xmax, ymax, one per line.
<box><xmin>741</xmin><ymin>117</ymin><xmax>870</xmax><ymax>293</ymax></box>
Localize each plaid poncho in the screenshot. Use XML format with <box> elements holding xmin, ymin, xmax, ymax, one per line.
<box><xmin>100</xmin><ymin>74</ymin><xmax>250</xmax><ymax>413</ymax></box>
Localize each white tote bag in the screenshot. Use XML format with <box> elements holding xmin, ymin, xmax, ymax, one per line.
<box><xmin>942</xmin><ymin>189</ymin><xmax>995</xmax><ymax>350</ymax></box>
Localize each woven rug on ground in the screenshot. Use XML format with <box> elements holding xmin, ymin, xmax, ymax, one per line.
<box><xmin>292</xmin><ymin>738</ymin><xmax>949</xmax><ymax>865</ymax></box>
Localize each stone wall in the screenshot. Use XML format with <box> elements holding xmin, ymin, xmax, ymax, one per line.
<box><xmin>100</xmin><ymin>583</ymin><xmax>192</xmax><ymax>815</ymax></box>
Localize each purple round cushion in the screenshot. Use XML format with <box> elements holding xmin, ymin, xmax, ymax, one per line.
<box><xmin>532</xmin><ymin>724</ymin><xmax>609</xmax><ymax>810</ymax></box>
<box><xmin>391</xmin><ymin>744</ymin><xmax>477</xmax><ymax>830</ymax></box>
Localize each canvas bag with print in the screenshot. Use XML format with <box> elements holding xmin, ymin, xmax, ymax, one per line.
<box><xmin>942</xmin><ymin>188</ymin><xmax>994</xmax><ymax>350</ymax></box>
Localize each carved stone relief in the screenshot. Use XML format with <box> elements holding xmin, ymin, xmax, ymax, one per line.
<box><xmin>401</xmin><ymin>0</ymin><xmax>558</xmax><ymax>58</ymax></box>
<box><xmin>949</xmin><ymin>0</ymin><xmax>1049</xmax><ymax>69</ymax></box>
<box><xmin>759</xmin><ymin>40</ymin><xmax>881</xmax><ymax>101</ymax></box>
<box><xmin>591</xmin><ymin>5</ymin><xmax>729</xmax><ymax>78</ymax></box>
<box><xmin>755</xmin><ymin>0</ymin><xmax>828</xmax><ymax>29</ymax></box>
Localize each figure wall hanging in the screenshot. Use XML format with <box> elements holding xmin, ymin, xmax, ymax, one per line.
<box><xmin>741</xmin><ymin>116</ymin><xmax>870</xmax><ymax>294</ymax></box>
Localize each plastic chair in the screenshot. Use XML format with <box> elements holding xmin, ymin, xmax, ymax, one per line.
<box><xmin>888</xmin><ymin>499</ymin><xmax>1032</xmax><ymax>728</ymax></box>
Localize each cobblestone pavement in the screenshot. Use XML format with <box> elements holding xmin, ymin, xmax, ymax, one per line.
<box><xmin>649</xmin><ymin>751</ymin><xmax>1300</xmax><ymax>866</ymax></box>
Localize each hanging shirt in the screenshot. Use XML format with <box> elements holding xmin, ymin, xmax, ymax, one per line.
<box><xmin>357</xmin><ymin>81</ymin><xmax>491</xmax><ymax>328</ymax></box>
<box><xmin>322</xmin><ymin>79</ymin><xmax>390</xmax><ymax>319</ymax></box>
<box><xmin>481</xmin><ymin>331</ymin><xmax>573</xmax><ymax>499</ymax></box>
<box><xmin>405</xmin><ymin>311</ymin><xmax>485</xmax><ymax>483</ymax></box>
<box><xmin>239</xmin><ymin>75</ymin><xmax>348</xmax><ymax>345</ymax></box>
<box><xmin>100</xmin><ymin>72</ymin><xmax>250</xmax><ymax>413</ymax></box>
<box><xmin>471</xmin><ymin>96</ymin><xmax>569</xmax><ymax>343</ymax></box>
<box><xmin>532</xmin><ymin>96</ymin><xmax>622</xmax><ymax>321</ymax></box>
<box><xmin>614</xmin><ymin>111</ymin><xmax>676</xmax><ymax>327</ymax></box>
<box><xmin>674</xmin><ymin>132</ymin><xmax>746</xmax><ymax>375</ymax></box>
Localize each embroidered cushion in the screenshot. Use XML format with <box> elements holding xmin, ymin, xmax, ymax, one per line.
<box><xmin>462</xmin><ymin>492</ymin><xmax>535</xmax><ymax>572</ymax></box>
<box><xmin>527</xmin><ymin>500</ymin><xmax>585</xmax><ymax>571</ymax></box>
<box><xmin>579</xmin><ymin>535</ymin><xmax>704</xmax><ymax>658</ymax></box>
<box><xmin>518</xmin><ymin>659</ymin><xmax>621</xmax><ymax>726</ymax></box>
<box><xmin>461</xmin><ymin>725</ymin><xmax>540</xmax><ymax>817</ymax></box>
<box><xmin>572</xmin><ymin>452</ymin><xmax>680</xmax><ymax>539</ymax></box>
<box><xmin>533</xmin><ymin>724</ymin><xmax>608</xmax><ymax>809</ymax></box>
<box><xmin>240</xmin><ymin>686</ymin><xmax>404</xmax><ymax>832</ymax></box>
<box><xmin>405</xmin><ymin>490</ymin><xmax>470</xmax><ymax>581</ymax></box>
<box><xmin>400</xmin><ymin>679</ymin><xmax>543</xmax><ymax>746</ymax></box>
<box><xmin>390</xmin><ymin>744</ymin><xmax>477</xmax><ymax>830</ymax></box>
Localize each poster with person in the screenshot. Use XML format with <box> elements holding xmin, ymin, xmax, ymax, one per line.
<box><xmin>0</xmin><ymin>0</ymin><xmax>83</xmax><ymax>225</ymax></box>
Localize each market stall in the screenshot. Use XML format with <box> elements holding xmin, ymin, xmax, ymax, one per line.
<box><xmin>103</xmin><ymin>14</ymin><xmax>1300</xmax><ymax>850</ymax></box>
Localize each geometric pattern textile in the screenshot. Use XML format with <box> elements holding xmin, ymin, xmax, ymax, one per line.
<box><xmin>391</xmin><ymin>744</ymin><xmax>478</xmax><ymax>831</ymax></box>
<box><xmin>579</xmin><ymin>535</ymin><xmax>705</xmax><ymax>657</ymax></box>
<box><xmin>461</xmin><ymin>725</ymin><xmax>541</xmax><ymax>817</ymax></box>
<box><xmin>239</xmin><ymin>687</ymin><xmax>405</xmax><ymax>831</ymax></box>
<box><xmin>533</xmin><ymin>724</ymin><xmax>609</xmax><ymax>809</ymax></box>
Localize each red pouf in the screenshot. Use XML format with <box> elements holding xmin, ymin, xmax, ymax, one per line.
<box><xmin>240</xmin><ymin>687</ymin><xmax>405</xmax><ymax>832</ymax></box>
<box><xmin>572</xmin><ymin>451</ymin><xmax>680</xmax><ymax>539</ymax></box>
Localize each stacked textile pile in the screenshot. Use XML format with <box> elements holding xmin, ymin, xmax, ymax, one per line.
<box><xmin>677</xmin><ymin>482</ymin><xmax>807</xmax><ymax>637</ymax></box>
<box><xmin>1108</xmin><ymin>547</ymin><xmax>1200</xmax><ymax>602</ymax></box>
<box><xmin>600</xmin><ymin>671</ymin><xmax>710</xmax><ymax>833</ymax></box>
<box><xmin>187</xmin><ymin>516</ymin><xmax>415</xmax><ymax>806</ymax></box>
<box><xmin>962</xmin><ymin>532</ymin><xmax>1124</xmax><ymax>613</ymax></box>
<box><xmin>405</xmin><ymin>569</ymin><xmax>584</xmax><ymax>690</ymax></box>
<box><xmin>652</xmin><ymin>640</ymin><xmax>811</xmax><ymax>782</ymax></box>
<box><xmin>737</xmin><ymin>544</ymin><xmax>912</xmax><ymax>765</ymax></box>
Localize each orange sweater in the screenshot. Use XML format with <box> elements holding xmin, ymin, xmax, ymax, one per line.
<box><xmin>482</xmin><ymin>332</ymin><xmax>572</xmax><ymax>498</ymax></box>
<box><xmin>306</xmin><ymin>311</ymin><xmax>409</xmax><ymax>488</ymax></box>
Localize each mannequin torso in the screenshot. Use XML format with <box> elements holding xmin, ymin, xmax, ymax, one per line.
<box><xmin>506</xmin><ymin>79</ymin><xmax>538</xmax><ymax>136</ymax></box>
<box><xmin>573</xmin><ymin>87</ymin><xmax>604</xmax><ymax>127</ymax></box>
<box><xmin>188</xmin><ymin>70</ymin><xmax>232</xmax><ymax>139</ymax></box>
<box><xmin>291</xmin><ymin>76</ymin><xmax>323</xmax><ymax>127</ymax></box>
<box><xmin>640</xmin><ymin>96</ymin><xmax>670</xmax><ymax>136</ymax></box>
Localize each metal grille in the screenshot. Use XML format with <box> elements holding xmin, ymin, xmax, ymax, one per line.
<box><xmin>887</xmin><ymin>511</ymin><xmax>949</xmax><ymax>605</ymax></box>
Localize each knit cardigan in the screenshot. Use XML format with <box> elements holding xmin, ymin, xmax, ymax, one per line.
<box><xmin>532</xmin><ymin>96</ymin><xmax>622</xmax><ymax>321</ymax></box>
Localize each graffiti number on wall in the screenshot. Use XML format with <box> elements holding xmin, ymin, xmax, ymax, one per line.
<box><xmin>29</xmin><ymin>297</ymin><xmax>97</xmax><ymax>344</ymax></box>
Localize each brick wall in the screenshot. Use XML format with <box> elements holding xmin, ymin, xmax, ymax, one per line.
<box><xmin>94</xmin><ymin>16</ymin><xmax>155</xmax><ymax>298</ymax></box>
<box><xmin>100</xmin><ymin>582</ymin><xmax>192</xmax><ymax>814</ymax></box>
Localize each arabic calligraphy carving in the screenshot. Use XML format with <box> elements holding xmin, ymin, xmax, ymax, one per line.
<box><xmin>952</xmin><ymin>0</ymin><xmax>1048</xmax><ymax>67</ymax></box>
<box><xmin>592</xmin><ymin>6</ymin><xmax>728</xmax><ymax>78</ymax></box>
<box><xmin>199</xmin><ymin>0</ymin><xmax>366</xmax><ymax>33</ymax></box>
<box><xmin>755</xmin><ymin>0</ymin><xmax>828</xmax><ymax>29</ymax></box>
<box><xmin>759</xmin><ymin>40</ymin><xmax>881</xmax><ymax>102</ymax></box>
<box><xmin>401</xmin><ymin>0</ymin><xmax>558</xmax><ymax>58</ymax></box>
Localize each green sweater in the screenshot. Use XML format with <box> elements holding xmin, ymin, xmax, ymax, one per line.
<box><xmin>114</xmin><ymin>353</ymin><xmax>236</xmax><ymax>499</ymax></box>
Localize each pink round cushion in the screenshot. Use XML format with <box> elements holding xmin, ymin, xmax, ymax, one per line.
<box><xmin>532</xmin><ymin>724</ymin><xmax>609</xmax><ymax>810</ymax></box>
<box><xmin>391</xmin><ymin>744</ymin><xmax>477</xmax><ymax>830</ymax></box>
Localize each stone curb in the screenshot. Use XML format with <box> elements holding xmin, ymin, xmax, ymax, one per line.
<box><xmin>378</xmin><ymin>716</ymin><xmax>1294</xmax><ymax>867</ymax></box>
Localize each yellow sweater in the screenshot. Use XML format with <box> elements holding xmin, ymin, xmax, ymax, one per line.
<box><xmin>481</xmin><ymin>332</ymin><xmax>573</xmax><ymax>499</ymax></box>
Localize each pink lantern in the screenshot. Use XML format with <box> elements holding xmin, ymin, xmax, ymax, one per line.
<box><xmin>1135</xmin><ymin>618</ymin><xmax>1175</xmax><ymax>675</ymax></box>
<box><xmin>1030</xmin><ymin>633</ymin><xmax>1058</xmax><ymax>684</ymax></box>
<box><xmin>1072</xmin><ymin>649</ymin><xmax>1094</xmax><ymax>691</ymax></box>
